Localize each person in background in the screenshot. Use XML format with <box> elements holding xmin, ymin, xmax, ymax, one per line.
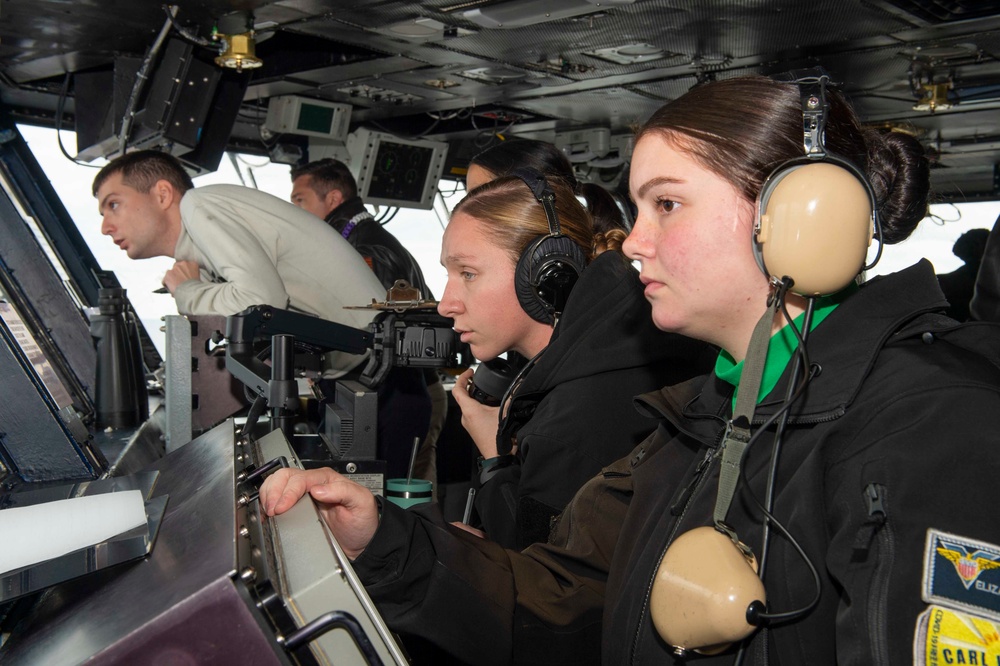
<box><xmin>290</xmin><ymin>158</ymin><xmax>441</xmax><ymax>487</ymax></box>
<box><xmin>93</xmin><ymin>149</ymin><xmax>382</xmax><ymax>377</ymax></box>
<box><xmin>937</xmin><ymin>226</ymin><xmax>990</xmax><ymax>321</ymax></box>
<box><xmin>971</xmin><ymin>214</ymin><xmax>1000</xmax><ymax>322</ymax></box>
<box><xmin>260</xmin><ymin>75</ymin><xmax>1000</xmax><ymax>665</ymax></box>
<box><xmin>290</xmin><ymin>158</ymin><xmax>429</xmax><ymax>293</ymax></box>
<box><xmin>466</xmin><ymin>137</ymin><xmax>629</xmax><ymax>237</ymax></box>
<box><xmin>610</xmin><ymin>162</ymin><xmax>637</xmax><ymax>229</ymax></box>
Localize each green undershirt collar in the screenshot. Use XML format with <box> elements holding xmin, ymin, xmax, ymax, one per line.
<box><xmin>716</xmin><ymin>284</ymin><xmax>858</xmax><ymax>409</ymax></box>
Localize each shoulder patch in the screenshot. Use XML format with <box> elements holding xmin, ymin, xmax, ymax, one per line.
<box><xmin>923</xmin><ymin>529</ymin><xmax>1000</xmax><ymax>620</ymax></box>
<box><xmin>913</xmin><ymin>605</ymin><xmax>1000</xmax><ymax>666</ymax></box>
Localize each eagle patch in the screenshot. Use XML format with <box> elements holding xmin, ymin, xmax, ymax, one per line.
<box><xmin>923</xmin><ymin>529</ymin><xmax>1000</xmax><ymax>620</ymax></box>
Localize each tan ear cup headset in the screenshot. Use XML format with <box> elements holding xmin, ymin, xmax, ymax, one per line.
<box><xmin>753</xmin><ymin>72</ymin><xmax>883</xmax><ymax>296</ymax></box>
<box><xmin>510</xmin><ymin>167</ymin><xmax>587</xmax><ymax>325</ymax></box>
<box><xmin>651</xmin><ymin>526</ymin><xmax>766</xmax><ymax>656</ymax></box>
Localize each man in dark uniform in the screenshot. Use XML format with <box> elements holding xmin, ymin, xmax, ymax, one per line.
<box><xmin>291</xmin><ymin>159</ymin><xmax>429</xmax><ymax>294</ymax></box>
<box><xmin>290</xmin><ymin>159</ymin><xmax>445</xmax><ymax>488</ymax></box>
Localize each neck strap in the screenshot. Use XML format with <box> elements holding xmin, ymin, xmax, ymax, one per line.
<box><xmin>713</xmin><ymin>297</ymin><xmax>779</xmax><ymax>541</ymax></box>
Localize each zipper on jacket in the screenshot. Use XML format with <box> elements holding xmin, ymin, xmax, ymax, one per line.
<box><xmin>859</xmin><ymin>483</ymin><xmax>893</xmax><ymax>664</ymax></box>
<box><xmin>669</xmin><ymin>449</ymin><xmax>714</xmax><ymax>515</ymax></box>
<box><xmin>629</xmin><ymin>444</ymin><xmax>718</xmax><ymax>664</ymax></box>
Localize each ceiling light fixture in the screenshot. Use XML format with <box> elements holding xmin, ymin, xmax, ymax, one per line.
<box><xmin>389</xmin><ymin>18</ymin><xmax>445</xmax><ymax>37</ymax></box>
<box><xmin>585</xmin><ymin>43</ymin><xmax>668</xmax><ymax>65</ymax></box>
<box><xmin>462</xmin><ymin>0</ymin><xmax>637</xmax><ymax>29</ymax></box>
<box><xmin>460</xmin><ymin>66</ymin><xmax>529</xmax><ymax>83</ymax></box>
<box><xmin>377</xmin><ymin>17</ymin><xmax>474</xmax><ymax>42</ymax></box>
<box><xmin>900</xmin><ymin>42</ymin><xmax>979</xmax><ymax>64</ymax></box>
<box><xmin>424</xmin><ymin>78</ymin><xmax>461</xmax><ymax>89</ymax></box>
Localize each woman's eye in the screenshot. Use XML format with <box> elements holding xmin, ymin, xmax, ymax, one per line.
<box><xmin>655</xmin><ymin>197</ymin><xmax>677</xmax><ymax>213</ymax></box>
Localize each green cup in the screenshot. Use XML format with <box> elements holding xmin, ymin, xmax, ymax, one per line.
<box><xmin>385</xmin><ymin>478</ymin><xmax>433</xmax><ymax>509</ymax></box>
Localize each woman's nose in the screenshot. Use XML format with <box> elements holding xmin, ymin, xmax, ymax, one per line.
<box><xmin>623</xmin><ymin>212</ymin><xmax>653</xmax><ymax>262</ymax></box>
<box><xmin>437</xmin><ymin>282</ymin><xmax>462</xmax><ymax>317</ymax></box>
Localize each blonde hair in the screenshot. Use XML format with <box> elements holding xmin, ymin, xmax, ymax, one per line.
<box><xmin>454</xmin><ymin>175</ymin><xmax>622</xmax><ymax>263</ymax></box>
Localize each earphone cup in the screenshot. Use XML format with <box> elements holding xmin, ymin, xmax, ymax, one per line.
<box><xmin>515</xmin><ymin>234</ymin><xmax>586</xmax><ymax>324</ymax></box>
<box><xmin>650</xmin><ymin>526</ymin><xmax>766</xmax><ymax>654</ymax></box>
<box><xmin>754</xmin><ymin>161</ymin><xmax>874</xmax><ymax>296</ymax></box>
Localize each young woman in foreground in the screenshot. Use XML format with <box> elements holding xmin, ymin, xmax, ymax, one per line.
<box><xmin>261</xmin><ymin>75</ymin><xmax>1000</xmax><ymax>664</ymax></box>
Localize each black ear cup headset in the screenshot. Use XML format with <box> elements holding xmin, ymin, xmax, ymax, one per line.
<box><xmin>753</xmin><ymin>70</ymin><xmax>884</xmax><ymax>296</ymax></box>
<box><xmin>510</xmin><ymin>167</ymin><xmax>587</xmax><ymax>325</ymax></box>
<box><xmin>468</xmin><ymin>357</ymin><xmax>518</xmax><ymax>406</ymax></box>
<box><xmin>483</xmin><ymin>168</ymin><xmax>587</xmax><ymax>456</ymax></box>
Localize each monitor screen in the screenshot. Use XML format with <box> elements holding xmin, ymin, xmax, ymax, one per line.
<box><xmin>296</xmin><ymin>102</ymin><xmax>336</xmax><ymax>135</ymax></box>
<box><xmin>264</xmin><ymin>96</ymin><xmax>351</xmax><ymax>141</ymax></box>
<box><xmin>349</xmin><ymin>129</ymin><xmax>448</xmax><ymax>210</ymax></box>
<box><xmin>367</xmin><ymin>141</ymin><xmax>435</xmax><ymax>203</ymax></box>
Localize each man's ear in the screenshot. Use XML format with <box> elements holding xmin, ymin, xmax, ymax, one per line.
<box><xmin>325</xmin><ymin>188</ymin><xmax>345</xmax><ymax>212</ymax></box>
<box><xmin>153</xmin><ymin>179</ymin><xmax>178</xmax><ymax>210</ymax></box>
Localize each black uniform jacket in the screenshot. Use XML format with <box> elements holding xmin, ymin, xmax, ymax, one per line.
<box><xmin>326</xmin><ymin>196</ymin><xmax>430</xmax><ymax>297</ymax></box>
<box><xmin>477</xmin><ymin>250</ymin><xmax>715</xmax><ymax>549</ymax></box>
<box><xmin>971</xmin><ymin>213</ymin><xmax>1000</xmax><ymax>322</ymax></box>
<box><xmin>353</xmin><ymin>260</ymin><xmax>1000</xmax><ymax>665</ymax></box>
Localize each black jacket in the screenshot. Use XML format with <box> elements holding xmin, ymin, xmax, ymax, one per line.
<box><xmin>606</xmin><ymin>260</ymin><xmax>1000</xmax><ymax>664</ymax></box>
<box><xmin>937</xmin><ymin>264</ymin><xmax>979</xmax><ymax>321</ymax></box>
<box><xmin>477</xmin><ymin>251</ymin><xmax>714</xmax><ymax>549</ymax></box>
<box><xmin>971</xmin><ymin>214</ymin><xmax>1000</xmax><ymax>322</ymax></box>
<box><xmin>353</xmin><ymin>261</ymin><xmax>1000</xmax><ymax>665</ymax></box>
<box><xmin>326</xmin><ymin>196</ymin><xmax>430</xmax><ymax>298</ymax></box>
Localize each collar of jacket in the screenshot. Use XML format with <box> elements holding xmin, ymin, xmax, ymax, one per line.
<box><xmin>325</xmin><ymin>196</ymin><xmax>370</xmax><ymax>234</ymax></box>
<box><xmin>514</xmin><ymin>251</ymin><xmax>680</xmax><ymax>397</ymax></box>
<box><xmin>497</xmin><ymin>251</ymin><xmax>686</xmax><ymax>448</ymax></box>
<box><xmin>636</xmin><ymin>259</ymin><xmax>950</xmax><ymax>436</ymax></box>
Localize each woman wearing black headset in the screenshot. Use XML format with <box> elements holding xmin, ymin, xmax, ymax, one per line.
<box><xmin>439</xmin><ymin>173</ymin><xmax>710</xmax><ymax>550</ymax></box>
<box><xmin>261</xmin><ymin>75</ymin><xmax>1000</xmax><ymax>665</ymax></box>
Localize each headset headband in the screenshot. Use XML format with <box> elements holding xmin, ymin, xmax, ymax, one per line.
<box><xmin>510</xmin><ymin>167</ymin><xmax>562</xmax><ymax>235</ymax></box>
<box><xmin>799</xmin><ymin>74</ymin><xmax>830</xmax><ymax>158</ymax></box>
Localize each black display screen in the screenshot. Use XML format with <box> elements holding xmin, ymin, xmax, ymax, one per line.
<box><xmin>366</xmin><ymin>140</ymin><xmax>435</xmax><ymax>203</ymax></box>
<box><xmin>296</xmin><ymin>102</ymin><xmax>335</xmax><ymax>135</ymax></box>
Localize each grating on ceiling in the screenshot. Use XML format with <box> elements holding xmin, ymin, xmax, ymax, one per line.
<box><xmin>882</xmin><ymin>0</ymin><xmax>1000</xmax><ymax>23</ymax></box>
